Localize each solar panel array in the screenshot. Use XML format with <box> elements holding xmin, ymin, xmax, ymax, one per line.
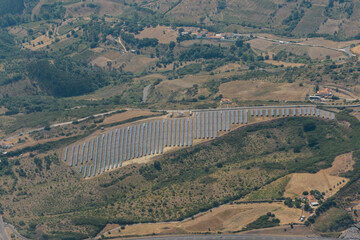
<box><xmin>65</xmin><ymin>107</ymin><xmax>335</xmax><ymax>178</ymax></box>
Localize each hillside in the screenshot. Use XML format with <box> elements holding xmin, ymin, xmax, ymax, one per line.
<box><xmin>1</xmin><ymin>114</ymin><xmax>360</xmax><ymax>239</ymax></box>
<box><xmin>1</xmin><ymin>0</ymin><xmax>360</xmax><ymax>239</ymax></box>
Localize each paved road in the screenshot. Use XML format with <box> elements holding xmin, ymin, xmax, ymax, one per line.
<box><xmin>256</xmin><ymin>36</ymin><xmax>355</xmax><ymax>58</ymax></box>
<box><xmin>3</xmin><ymin>103</ymin><xmax>360</xmax><ymax>144</ymax></box>
<box><xmin>0</xmin><ymin>216</ymin><xmax>8</xmax><ymax>240</ymax></box>
<box><xmin>131</xmin><ymin>234</ymin><xmax>336</xmax><ymax>240</ymax></box>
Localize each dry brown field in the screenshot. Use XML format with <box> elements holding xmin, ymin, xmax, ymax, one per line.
<box><xmin>219</xmin><ymin>81</ymin><xmax>312</xmax><ymax>101</ymax></box>
<box><xmin>135</xmin><ymin>26</ymin><xmax>178</xmax><ymax>44</ymax></box>
<box><xmin>284</xmin><ymin>152</ymin><xmax>354</xmax><ymax>198</ymax></box>
<box><xmin>99</xmin><ymin>202</ymin><xmax>304</xmax><ymax>238</ymax></box>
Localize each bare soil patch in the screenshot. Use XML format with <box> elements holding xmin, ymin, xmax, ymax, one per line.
<box><xmin>284</xmin><ymin>152</ymin><xmax>354</xmax><ymax>198</ymax></box>
<box><xmin>219</xmin><ymin>81</ymin><xmax>311</xmax><ymax>101</ymax></box>
<box><xmin>136</xmin><ymin>26</ymin><xmax>178</xmax><ymax>44</ymax></box>
<box><xmin>264</xmin><ymin>60</ymin><xmax>305</xmax><ymax>67</ymax></box>
<box><xmin>307</xmin><ymin>46</ymin><xmax>344</xmax><ymax>60</ymax></box>
<box><xmin>351</xmin><ymin>45</ymin><xmax>360</xmax><ymax>55</ymax></box>
<box><xmin>100</xmin><ymin>202</ymin><xmax>304</xmax><ymax>238</ymax></box>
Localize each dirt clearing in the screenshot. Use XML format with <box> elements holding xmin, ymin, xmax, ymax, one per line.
<box><xmin>136</xmin><ymin>26</ymin><xmax>178</xmax><ymax>44</ymax></box>
<box><xmin>99</xmin><ymin>202</ymin><xmax>304</xmax><ymax>238</ymax></box>
<box><xmin>284</xmin><ymin>152</ymin><xmax>354</xmax><ymax>198</ymax></box>
<box><xmin>219</xmin><ymin>81</ymin><xmax>312</xmax><ymax>101</ymax></box>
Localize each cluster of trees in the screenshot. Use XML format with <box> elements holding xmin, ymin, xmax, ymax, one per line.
<box><xmin>27</xmin><ymin>57</ymin><xmax>124</xmax><ymax>97</ymax></box>
<box><xmin>245</xmin><ymin>212</ymin><xmax>280</xmax><ymax>230</ymax></box>
<box><xmin>282</xmin><ymin>9</ymin><xmax>305</xmax><ymax>32</ymax></box>
<box><xmin>120</xmin><ymin>32</ymin><xmax>159</xmax><ymax>49</ymax></box>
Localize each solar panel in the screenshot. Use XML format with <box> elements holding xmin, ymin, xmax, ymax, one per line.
<box><xmin>83</xmin><ymin>165</ymin><xmax>87</xmax><ymax>178</ymax></box>
<box><xmin>194</xmin><ymin>113</ymin><xmax>197</xmax><ymax>139</ymax></box>
<box><xmin>282</xmin><ymin>108</ymin><xmax>285</xmax><ymax>117</ymax></box>
<box><xmin>219</xmin><ymin>111</ymin><xmax>222</xmax><ymax>131</ymax></box>
<box><xmin>251</xmin><ymin>109</ymin><xmax>254</xmax><ymax>117</ymax></box>
<box><xmin>210</xmin><ymin>111</ymin><xmax>213</xmax><ymax>139</ymax></box>
<box><xmin>177</xmin><ymin>118</ymin><xmax>180</xmax><ymax>146</ymax></box>
<box><xmin>128</xmin><ymin>126</ymin><xmax>132</xmax><ymax>160</ymax></box>
<box><xmin>331</xmin><ymin>113</ymin><xmax>335</xmax><ymax>120</ymax></box>
<box><xmin>240</xmin><ymin>110</ymin><xmax>243</xmax><ymax>124</ymax></box>
<box><xmin>271</xmin><ymin>108</ymin><xmax>274</xmax><ymax>117</ymax></box>
<box><xmin>140</xmin><ymin>124</ymin><xmax>144</xmax><ymax>157</ymax></box>
<box><xmin>206</xmin><ymin>111</ymin><xmax>209</xmax><ymax>139</ymax></box>
<box><xmin>123</xmin><ymin>127</ymin><xmax>128</xmax><ymax>165</ymax></box>
<box><xmin>107</xmin><ymin>131</ymin><xmax>113</xmax><ymax>170</ymax></box>
<box><xmin>299</xmin><ymin>108</ymin><xmax>302</xmax><ymax>116</ymax></box>
<box><xmin>75</xmin><ymin>144</ymin><xmax>79</xmax><ymax>166</ymax></box>
<box><xmin>321</xmin><ymin>110</ymin><xmax>324</xmax><ymax>118</ymax></box>
<box><xmin>245</xmin><ymin>110</ymin><xmax>248</xmax><ymax>124</ymax></box>
<box><xmin>308</xmin><ymin>108</ymin><xmax>311</xmax><ymax>115</ymax></box>
<box><xmin>293</xmin><ymin>108</ymin><xmax>296</xmax><ymax>116</ymax></box>
<box><xmin>198</xmin><ymin>112</ymin><xmax>202</xmax><ymax>138</ymax></box>
<box><xmin>231</xmin><ymin>110</ymin><xmax>235</xmax><ymax>124</ymax></box>
<box><xmin>79</xmin><ymin>166</ymin><xmax>82</xmax><ymax>173</ymax></box>
<box><xmin>223</xmin><ymin>110</ymin><xmax>226</xmax><ymax>131</ymax></box>
<box><xmin>152</xmin><ymin>121</ymin><xmax>156</xmax><ymax>154</ymax></box>
<box><xmin>189</xmin><ymin>118</ymin><xmax>193</xmax><ymax>146</ymax></box>
<box><xmin>227</xmin><ymin>110</ymin><xmax>230</xmax><ymax>131</ymax></box>
<box><xmin>148</xmin><ymin>122</ymin><xmax>152</xmax><ymax>154</ymax></box>
<box><xmin>202</xmin><ymin>112</ymin><xmax>205</xmax><ymax>139</ymax></box>
<box><xmin>236</xmin><ymin>110</ymin><xmax>239</xmax><ymax>124</ymax></box>
<box><xmin>260</xmin><ymin>109</ymin><xmax>263</xmax><ymax>117</ymax></box>
<box><xmin>64</xmin><ymin>147</ymin><xmax>68</xmax><ymax>162</ymax></box>
<box><xmin>98</xmin><ymin>134</ymin><xmax>104</xmax><ymax>174</ymax></box>
<box><xmin>173</xmin><ymin>119</ymin><xmax>177</xmax><ymax>147</ymax></box>
<box><xmin>144</xmin><ymin>122</ymin><xmax>148</xmax><ymax>156</ymax></box>
<box><xmin>286</xmin><ymin>108</ymin><xmax>289</xmax><ymax>116</ymax></box>
<box><xmin>90</xmin><ymin>138</ymin><xmax>94</xmax><ymax>160</ymax></box>
<box><xmin>181</xmin><ymin>119</ymin><xmax>185</xmax><ymax>146</ymax></box>
<box><xmin>214</xmin><ymin>111</ymin><xmax>218</xmax><ymax>136</ymax></box>
<box><xmin>312</xmin><ymin>108</ymin><xmax>315</xmax><ymax>116</ymax></box>
<box><xmin>160</xmin><ymin>120</ymin><xmax>164</xmax><ymax>153</ymax></box>
<box><xmin>85</xmin><ymin>141</ymin><xmax>90</xmax><ymax>163</ymax></box>
<box><xmin>266</xmin><ymin>109</ymin><xmax>269</xmax><ymax>117</ymax></box>
<box><xmin>102</xmin><ymin>133</ymin><xmax>108</xmax><ymax>172</ymax></box>
<box><xmin>256</xmin><ymin>109</ymin><xmax>259</xmax><ymax>117</ymax></box>
<box><xmin>276</xmin><ymin>108</ymin><xmax>280</xmax><ymax>117</ymax></box>
<box><xmin>156</xmin><ymin>120</ymin><xmax>160</xmax><ymax>153</ymax></box>
<box><xmin>317</xmin><ymin>109</ymin><xmax>320</xmax><ymax>117</ymax></box>
<box><xmin>136</xmin><ymin>125</ymin><xmax>140</xmax><ymax>158</ymax></box>
<box><xmin>93</xmin><ymin>136</ymin><xmax>99</xmax><ymax>176</ymax></box>
<box><xmin>164</xmin><ymin>119</ymin><xmax>168</xmax><ymax>147</ymax></box>
<box><xmin>185</xmin><ymin>118</ymin><xmax>189</xmax><ymax>146</ymax></box>
<box><xmin>132</xmin><ymin>125</ymin><xmax>137</xmax><ymax>159</ymax></box>
<box><xmin>326</xmin><ymin>111</ymin><xmax>329</xmax><ymax>119</ymax></box>
<box><xmin>115</xmin><ymin>128</ymin><xmax>120</xmax><ymax>168</ymax></box>
<box><xmin>80</xmin><ymin>142</ymin><xmax>85</xmax><ymax>165</ymax></box>
<box><xmin>168</xmin><ymin>119</ymin><xmax>172</xmax><ymax>147</ymax></box>
<box><xmin>88</xmin><ymin>165</ymin><xmax>92</xmax><ymax>177</ymax></box>
<box><xmin>119</xmin><ymin>128</ymin><xmax>125</xmax><ymax>167</ymax></box>
<box><xmin>70</xmin><ymin>145</ymin><xmax>74</xmax><ymax>167</ymax></box>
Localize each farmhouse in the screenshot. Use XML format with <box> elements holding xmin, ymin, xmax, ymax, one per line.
<box><xmin>220</xmin><ymin>98</ymin><xmax>232</xmax><ymax>105</ymax></box>
<box><xmin>305</xmin><ymin>195</ymin><xmax>319</xmax><ymax>207</ymax></box>
<box><xmin>315</xmin><ymin>88</ymin><xmax>332</xmax><ymax>98</ymax></box>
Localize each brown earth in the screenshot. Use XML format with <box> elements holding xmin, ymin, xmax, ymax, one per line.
<box><xmin>284</xmin><ymin>152</ymin><xmax>354</xmax><ymax>198</ymax></box>
<box><xmin>219</xmin><ymin>81</ymin><xmax>312</xmax><ymax>101</ymax></box>
<box><xmin>99</xmin><ymin>202</ymin><xmax>304</xmax><ymax>239</ymax></box>
<box><xmin>135</xmin><ymin>26</ymin><xmax>178</xmax><ymax>44</ymax></box>
<box><xmin>264</xmin><ymin>60</ymin><xmax>305</xmax><ymax>67</ymax></box>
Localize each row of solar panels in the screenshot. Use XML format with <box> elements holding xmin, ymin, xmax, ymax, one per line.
<box><xmin>63</xmin><ymin>107</ymin><xmax>335</xmax><ymax>178</ymax></box>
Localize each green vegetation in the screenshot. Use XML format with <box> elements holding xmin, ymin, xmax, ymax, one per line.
<box><xmin>245</xmin><ymin>212</ymin><xmax>280</xmax><ymax>230</ymax></box>
<box><xmin>2</xmin><ymin>114</ymin><xmax>360</xmax><ymax>238</ymax></box>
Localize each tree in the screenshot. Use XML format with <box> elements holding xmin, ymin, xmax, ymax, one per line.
<box><xmin>169</xmin><ymin>41</ymin><xmax>176</xmax><ymax>51</ymax></box>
